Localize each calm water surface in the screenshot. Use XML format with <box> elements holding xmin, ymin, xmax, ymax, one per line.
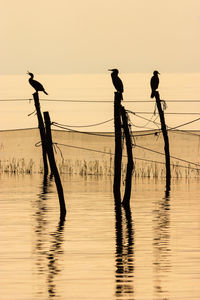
<box><xmin>0</xmin><ymin>174</ymin><xmax>200</xmax><ymax>300</ymax></box>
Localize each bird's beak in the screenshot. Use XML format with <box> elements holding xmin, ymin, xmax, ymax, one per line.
<box><xmin>27</xmin><ymin>71</ymin><xmax>30</xmax><ymax>75</ymax></box>
<box><xmin>108</xmin><ymin>69</ymin><xmax>113</xmax><ymax>71</ymax></box>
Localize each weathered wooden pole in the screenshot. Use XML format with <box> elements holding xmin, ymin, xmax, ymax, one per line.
<box><xmin>33</xmin><ymin>92</ymin><xmax>49</xmax><ymax>176</ymax></box>
<box><xmin>155</xmin><ymin>91</ymin><xmax>171</xmax><ymax>190</ymax></box>
<box><xmin>121</xmin><ymin>106</ymin><xmax>134</xmax><ymax>207</ymax></box>
<box><xmin>43</xmin><ymin>111</ymin><xmax>66</xmax><ymax>218</ymax></box>
<box><xmin>113</xmin><ymin>92</ymin><xmax>123</xmax><ymax>204</ymax></box>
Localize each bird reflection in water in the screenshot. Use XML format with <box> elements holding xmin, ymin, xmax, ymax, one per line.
<box><xmin>115</xmin><ymin>203</ymin><xmax>134</xmax><ymax>299</ymax></box>
<box><xmin>153</xmin><ymin>189</ymin><xmax>171</xmax><ymax>300</ymax></box>
<box><xmin>33</xmin><ymin>176</ymin><xmax>66</xmax><ymax>298</ymax></box>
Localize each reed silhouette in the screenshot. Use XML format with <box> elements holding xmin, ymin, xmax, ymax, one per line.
<box><xmin>109</xmin><ymin>69</ymin><xmax>124</xmax><ymax>100</ymax></box>
<box><xmin>27</xmin><ymin>72</ymin><xmax>48</xmax><ymax>95</ymax></box>
<box><xmin>150</xmin><ymin>70</ymin><xmax>160</xmax><ymax>98</ymax></box>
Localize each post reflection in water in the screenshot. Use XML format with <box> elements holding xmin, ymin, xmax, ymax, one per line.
<box><xmin>34</xmin><ymin>175</ymin><xmax>49</xmax><ymax>274</ymax></box>
<box><xmin>33</xmin><ymin>176</ymin><xmax>66</xmax><ymax>299</ymax></box>
<box><xmin>115</xmin><ymin>203</ymin><xmax>134</xmax><ymax>299</ymax></box>
<box><xmin>47</xmin><ymin>217</ymin><xmax>65</xmax><ymax>298</ymax></box>
<box><xmin>153</xmin><ymin>189</ymin><xmax>171</xmax><ymax>300</ymax></box>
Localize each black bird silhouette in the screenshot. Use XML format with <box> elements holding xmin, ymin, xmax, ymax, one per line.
<box><xmin>150</xmin><ymin>70</ymin><xmax>160</xmax><ymax>98</ymax></box>
<box><xmin>27</xmin><ymin>72</ymin><xmax>48</xmax><ymax>95</ymax></box>
<box><xmin>108</xmin><ymin>69</ymin><xmax>124</xmax><ymax>99</ymax></box>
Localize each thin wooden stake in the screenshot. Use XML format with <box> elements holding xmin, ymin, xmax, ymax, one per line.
<box><xmin>33</xmin><ymin>92</ymin><xmax>48</xmax><ymax>176</ymax></box>
<box><xmin>155</xmin><ymin>91</ymin><xmax>171</xmax><ymax>190</ymax></box>
<box><xmin>43</xmin><ymin>111</ymin><xmax>66</xmax><ymax>218</ymax></box>
<box><xmin>113</xmin><ymin>92</ymin><xmax>122</xmax><ymax>204</ymax></box>
<box><xmin>121</xmin><ymin>106</ymin><xmax>134</xmax><ymax>207</ymax></box>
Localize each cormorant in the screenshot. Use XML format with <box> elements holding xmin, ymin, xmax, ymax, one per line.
<box><xmin>150</xmin><ymin>70</ymin><xmax>160</xmax><ymax>98</ymax></box>
<box><xmin>108</xmin><ymin>69</ymin><xmax>124</xmax><ymax>99</ymax></box>
<box><xmin>27</xmin><ymin>72</ymin><xmax>48</xmax><ymax>95</ymax></box>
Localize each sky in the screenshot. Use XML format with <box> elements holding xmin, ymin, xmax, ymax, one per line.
<box><xmin>1</xmin><ymin>0</ymin><xmax>200</xmax><ymax>74</ymax></box>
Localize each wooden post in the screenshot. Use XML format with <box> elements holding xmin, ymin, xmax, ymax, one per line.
<box><xmin>121</xmin><ymin>106</ymin><xmax>134</xmax><ymax>207</ymax></box>
<box><xmin>33</xmin><ymin>92</ymin><xmax>48</xmax><ymax>176</ymax></box>
<box><xmin>113</xmin><ymin>92</ymin><xmax>122</xmax><ymax>204</ymax></box>
<box><xmin>43</xmin><ymin>111</ymin><xmax>66</xmax><ymax>218</ymax></box>
<box><xmin>155</xmin><ymin>91</ymin><xmax>171</xmax><ymax>190</ymax></box>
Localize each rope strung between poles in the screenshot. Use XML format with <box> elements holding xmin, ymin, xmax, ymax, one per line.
<box><xmin>129</xmin><ymin>112</ymin><xmax>160</xmax><ymax>130</ymax></box>
<box><xmin>54</xmin><ymin>143</ymin><xmax>65</xmax><ymax>163</ymax></box>
<box><xmin>51</xmin><ymin>123</ymin><xmax>115</xmax><ymax>137</ymax></box>
<box><xmin>34</xmin><ymin>139</ymin><xmax>200</xmax><ymax>171</ymax></box>
<box><xmin>133</xmin><ymin>144</ymin><xmax>200</xmax><ymax>168</ymax></box>
<box><xmin>2</xmin><ymin>98</ymin><xmax>200</xmax><ymax>103</ymax></box>
<box><xmin>28</xmin><ymin>110</ymin><xmax>36</xmax><ymax>117</ymax></box>
<box><xmin>128</xmin><ymin>109</ymin><xmax>200</xmax><ymax>137</ymax></box>
<box><xmin>128</xmin><ymin>109</ymin><xmax>162</xmax><ymax>127</ymax></box>
<box><xmin>51</xmin><ymin>142</ymin><xmax>200</xmax><ymax>171</ymax></box>
<box><xmin>130</xmin><ymin>111</ymin><xmax>200</xmax><ymax>115</ymax></box>
<box><xmin>52</xmin><ymin>117</ymin><xmax>114</xmax><ymax>128</ymax></box>
<box><xmin>168</xmin><ymin>117</ymin><xmax>200</xmax><ymax>130</ymax></box>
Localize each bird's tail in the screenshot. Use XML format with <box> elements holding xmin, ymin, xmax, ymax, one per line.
<box><xmin>43</xmin><ymin>90</ymin><xmax>48</xmax><ymax>95</ymax></box>
<box><xmin>151</xmin><ymin>91</ymin><xmax>155</xmax><ymax>98</ymax></box>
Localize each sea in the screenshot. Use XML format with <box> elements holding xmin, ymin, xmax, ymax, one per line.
<box><xmin>0</xmin><ymin>73</ymin><xmax>200</xmax><ymax>299</ymax></box>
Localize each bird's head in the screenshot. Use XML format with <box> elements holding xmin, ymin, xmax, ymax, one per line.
<box><xmin>108</xmin><ymin>69</ymin><xmax>119</xmax><ymax>75</ymax></box>
<box><xmin>27</xmin><ymin>71</ymin><xmax>34</xmax><ymax>78</ymax></box>
<box><xmin>153</xmin><ymin>70</ymin><xmax>160</xmax><ymax>75</ymax></box>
